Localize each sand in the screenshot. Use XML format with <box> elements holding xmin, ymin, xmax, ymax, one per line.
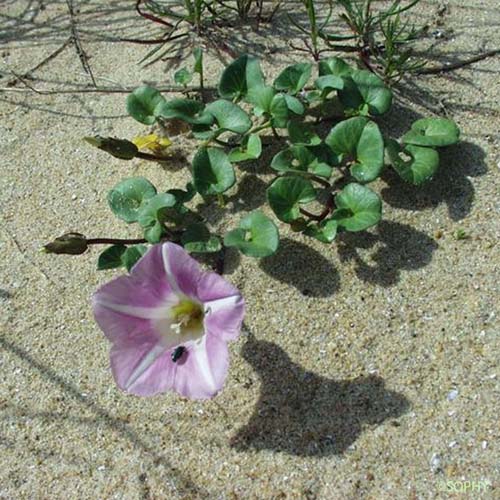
<box><xmin>0</xmin><ymin>0</ymin><xmax>498</xmax><ymax>498</ymax></box>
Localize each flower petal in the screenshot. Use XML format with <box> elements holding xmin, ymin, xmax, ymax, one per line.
<box><xmin>92</xmin><ymin>301</ymin><xmax>160</xmax><ymax>344</ymax></box>
<box><xmin>94</xmin><ymin>244</ymin><xmax>173</xmax><ymax>310</ymax></box>
<box><xmin>204</xmin><ymin>295</ymin><xmax>245</xmax><ymax>341</ymax></box>
<box><xmin>92</xmin><ymin>244</ymin><xmax>179</xmax><ymax>343</ymax></box>
<box><xmin>196</xmin><ymin>272</ymin><xmax>241</xmax><ymax>302</ymax></box>
<box><xmin>161</xmin><ymin>243</ymin><xmax>204</xmax><ymax>298</ymax></box>
<box><xmin>173</xmin><ymin>334</ymin><xmax>229</xmax><ymax>399</ymax></box>
<box><xmin>110</xmin><ymin>340</ymin><xmax>175</xmax><ymax>397</ymax></box>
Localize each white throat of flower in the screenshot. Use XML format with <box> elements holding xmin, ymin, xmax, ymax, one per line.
<box><xmin>154</xmin><ymin>296</ymin><xmax>206</xmax><ymax>347</ymax></box>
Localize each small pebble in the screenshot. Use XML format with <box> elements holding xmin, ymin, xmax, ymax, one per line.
<box><xmin>430</xmin><ymin>453</ymin><xmax>442</xmax><ymax>472</ymax></box>
<box><xmin>447</xmin><ymin>389</ymin><xmax>459</xmax><ymax>401</ymax></box>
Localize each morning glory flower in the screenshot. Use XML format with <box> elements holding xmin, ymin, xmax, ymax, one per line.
<box><xmin>92</xmin><ymin>242</ymin><xmax>244</xmax><ymax>399</ymax></box>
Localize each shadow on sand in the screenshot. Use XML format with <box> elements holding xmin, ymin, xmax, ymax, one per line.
<box><xmin>231</xmin><ymin>331</ymin><xmax>410</xmax><ymax>457</ymax></box>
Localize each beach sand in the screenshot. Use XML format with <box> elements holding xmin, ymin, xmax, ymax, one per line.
<box><xmin>0</xmin><ymin>1</ymin><xmax>498</xmax><ymax>498</ymax></box>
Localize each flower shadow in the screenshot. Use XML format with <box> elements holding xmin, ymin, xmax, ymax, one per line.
<box><xmin>337</xmin><ymin>220</ymin><xmax>439</xmax><ymax>287</ymax></box>
<box><xmin>231</xmin><ymin>333</ymin><xmax>410</xmax><ymax>457</ymax></box>
<box><xmin>259</xmin><ymin>238</ymin><xmax>340</xmax><ymax>297</ymax></box>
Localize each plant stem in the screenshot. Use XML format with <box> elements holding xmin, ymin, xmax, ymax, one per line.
<box><xmin>136</xmin><ymin>151</ymin><xmax>171</xmax><ymax>161</ymax></box>
<box><xmin>247</xmin><ymin>121</ymin><xmax>271</xmax><ymax>135</ymax></box>
<box><xmin>86</xmin><ymin>238</ymin><xmax>147</xmax><ymax>245</ymax></box>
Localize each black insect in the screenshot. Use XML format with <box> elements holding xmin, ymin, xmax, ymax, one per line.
<box><xmin>171</xmin><ymin>346</ymin><xmax>186</xmax><ymax>363</ymax></box>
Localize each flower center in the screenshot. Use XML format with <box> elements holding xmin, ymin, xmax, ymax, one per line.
<box><xmin>170</xmin><ymin>299</ymin><xmax>204</xmax><ymax>338</ymax></box>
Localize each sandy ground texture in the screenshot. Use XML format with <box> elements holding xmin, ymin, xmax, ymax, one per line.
<box><xmin>0</xmin><ymin>0</ymin><xmax>499</xmax><ymax>498</ymax></box>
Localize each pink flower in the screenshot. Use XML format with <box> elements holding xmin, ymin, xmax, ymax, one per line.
<box><xmin>92</xmin><ymin>242</ymin><xmax>244</xmax><ymax>399</ymax></box>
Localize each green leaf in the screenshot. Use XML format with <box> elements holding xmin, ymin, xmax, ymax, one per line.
<box><xmin>402</xmin><ymin>118</ymin><xmax>460</xmax><ymax>147</ymax></box>
<box><xmin>167</xmin><ymin>182</ymin><xmax>196</xmax><ymax>204</ymax></box>
<box><xmin>246</xmin><ymin>85</ymin><xmax>276</xmax><ymax>115</ymax></box>
<box><xmin>304</xmin><ymin>218</ymin><xmax>338</xmax><ymax>243</ymax></box>
<box><xmin>284</xmin><ymin>94</ymin><xmax>305</xmax><ymax>115</ymax></box>
<box><xmin>192</xmin><ymin>147</ymin><xmax>236</xmax><ymax>195</ymax></box>
<box><xmin>154</xmin><ymin>98</ymin><xmax>213</xmax><ymax>125</ymax></box>
<box><xmin>126</xmin><ymin>86</ymin><xmax>165</xmax><ymax>125</ymax></box>
<box><xmin>338</xmin><ymin>70</ymin><xmax>392</xmax><ymax>116</ymax></box>
<box><xmin>267</xmin><ymin>177</ymin><xmax>316</xmax><ymax>222</ymax></box>
<box><xmin>97</xmin><ymin>245</ymin><xmax>126</xmax><ymax>270</ymax></box>
<box><xmin>122</xmin><ymin>245</ymin><xmax>148</xmax><ymax>271</ymax></box>
<box><xmin>84</xmin><ymin>136</ymin><xmax>138</xmax><ymax>160</ymax></box>
<box><xmin>224</xmin><ymin>210</ymin><xmax>279</xmax><ymax>258</ymax></box>
<box><xmin>333</xmin><ymin>183</ymin><xmax>381</xmax><ymax>231</ymax></box>
<box><xmin>325</xmin><ymin>116</ymin><xmax>384</xmax><ymax>182</ymax></box>
<box><xmin>273</xmin><ymin>63</ymin><xmax>312</xmax><ymax>95</ymax></box>
<box><xmin>314</xmin><ymin>75</ymin><xmax>344</xmax><ymax>95</ymax></box>
<box><xmin>218</xmin><ymin>55</ymin><xmax>264</xmax><ymax>100</ymax></box>
<box><xmin>107</xmin><ymin>177</ymin><xmax>157</xmax><ymax>223</ymax></box>
<box><xmin>386</xmin><ymin>139</ymin><xmax>440</xmax><ymax>185</ymax></box>
<box><xmin>138</xmin><ymin>192</ymin><xmax>177</xmax><ymax>228</ymax></box>
<box><xmin>269</xmin><ymin>93</ymin><xmax>289</xmax><ymax>128</ymax></box>
<box><xmin>205</xmin><ymin>99</ymin><xmax>252</xmax><ymax>134</ymax></box>
<box><xmin>229</xmin><ymin>134</ymin><xmax>262</xmax><ymax>162</ymax></box>
<box><xmin>271</xmin><ymin>144</ymin><xmax>335</xmax><ymax>178</ymax></box>
<box><xmin>181</xmin><ymin>223</ymin><xmax>221</xmax><ymax>253</ymax></box>
<box><xmin>193</xmin><ymin>47</ymin><xmax>203</xmax><ymax>74</ymax></box>
<box><xmin>174</xmin><ymin>68</ymin><xmax>193</xmax><ymax>86</ymax></box>
<box><xmin>318</xmin><ymin>57</ymin><xmax>352</xmax><ymax>77</ymax></box>
<box><xmin>287</xmin><ymin>121</ymin><xmax>321</xmax><ymax>146</ymax></box>
<box><xmin>144</xmin><ymin>221</ymin><xmax>164</xmax><ymax>243</ymax></box>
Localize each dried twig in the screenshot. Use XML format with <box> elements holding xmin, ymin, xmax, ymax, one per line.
<box><xmin>416</xmin><ymin>48</ymin><xmax>499</xmax><ymax>75</ymax></box>
<box><xmin>66</xmin><ymin>0</ymin><xmax>96</xmax><ymax>86</ymax></box>
<box><xmin>0</xmin><ymin>82</ymin><xmax>214</xmax><ymax>95</ymax></box>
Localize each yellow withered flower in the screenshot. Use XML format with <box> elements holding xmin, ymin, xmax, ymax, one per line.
<box><xmin>132</xmin><ymin>134</ymin><xmax>172</xmax><ymax>156</ymax></box>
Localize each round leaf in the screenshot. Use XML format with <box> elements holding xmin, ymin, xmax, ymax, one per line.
<box><xmin>174</xmin><ymin>68</ymin><xmax>193</xmax><ymax>86</ymax></box>
<box><xmin>154</xmin><ymin>98</ymin><xmax>213</xmax><ymax>125</ymax></box>
<box><xmin>205</xmin><ymin>100</ymin><xmax>252</xmax><ymax>134</ymax></box>
<box><xmin>224</xmin><ymin>210</ymin><xmax>279</xmax><ymax>258</ymax></box>
<box><xmin>386</xmin><ymin>140</ymin><xmax>440</xmax><ymax>185</ymax></box>
<box><xmin>126</xmin><ymin>86</ymin><xmax>165</xmax><ymax>125</ymax></box>
<box><xmin>270</xmin><ymin>94</ymin><xmax>289</xmax><ymax>128</ymax></box>
<box><xmin>267</xmin><ymin>177</ymin><xmax>316</xmax><ymax>222</ymax></box>
<box><xmin>273</xmin><ymin>63</ymin><xmax>312</xmax><ymax>95</ymax></box>
<box><xmin>181</xmin><ymin>223</ymin><xmax>221</xmax><ymax>253</ymax></box>
<box><xmin>314</xmin><ymin>75</ymin><xmax>344</xmax><ymax>95</ymax></box>
<box><xmin>137</xmin><ymin>193</ymin><xmax>177</xmax><ymax>228</ymax></box>
<box><xmin>219</xmin><ymin>55</ymin><xmax>264</xmax><ymax>100</ymax></box>
<box><xmin>229</xmin><ymin>134</ymin><xmax>262</xmax><ymax>162</ymax></box>
<box><xmin>326</xmin><ymin>117</ymin><xmax>384</xmax><ymax>182</ymax></box>
<box><xmin>402</xmin><ymin>118</ymin><xmax>460</xmax><ymax>147</ymax></box>
<box><xmin>287</xmin><ymin>121</ymin><xmax>321</xmax><ymax>146</ymax></box>
<box><xmin>246</xmin><ymin>85</ymin><xmax>276</xmax><ymax>115</ymax></box>
<box><xmin>284</xmin><ymin>94</ymin><xmax>305</xmax><ymax>115</ymax></box>
<box><xmin>318</xmin><ymin>57</ymin><xmax>352</xmax><ymax>77</ymax></box>
<box><xmin>338</xmin><ymin>70</ymin><xmax>392</xmax><ymax>116</ymax></box>
<box><xmin>107</xmin><ymin>177</ymin><xmax>157</xmax><ymax>223</ymax></box>
<box><xmin>97</xmin><ymin>245</ymin><xmax>126</xmax><ymax>270</ymax></box>
<box><xmin>192</xmin><ymin>148</ymin><xmax>236</xmax><ymax>195</ymax></box>
<box><xmin>122</xmin><ymin>245</ymin><xmax>148</xmax><ymax>271</ymax></box>
<box><xmin>304</xmin><ymin>219</ymin><xmax>338</xmax><ymax>243</ymax></box>
<box><xmin>333</xmin><ymin>183</ymin><xmax>381</xmax><ymax>231</ymax></box>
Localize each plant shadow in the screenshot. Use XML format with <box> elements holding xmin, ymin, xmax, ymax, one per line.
<box><xmin>231</xmin><ymin>332</ymin><xmax>410</xmax><ymax>457</ymax></box>
<box><xmin>259</xmin><ymin>238</ymin><xmax>340</xmax><ymax>297</ymax></box>
<box><xmin>381</xmin><ymin>141</ymin><xmax>488</xmax><ymax>221</ymax></box>
<box><xmin>337</xmin><ymin>220</ymin><xmax>439</xmax><ymax>287</ymax></box>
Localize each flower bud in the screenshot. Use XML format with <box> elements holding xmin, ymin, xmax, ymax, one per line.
<box><xmin>84</xmin><ymin>136</ymin><xmax>138</xmax><ymax>160</ymax></box>
<box><xmin>43</xmin><ymin>232</ymin><xmax>88</xmax><ymax>255</ymax></box>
